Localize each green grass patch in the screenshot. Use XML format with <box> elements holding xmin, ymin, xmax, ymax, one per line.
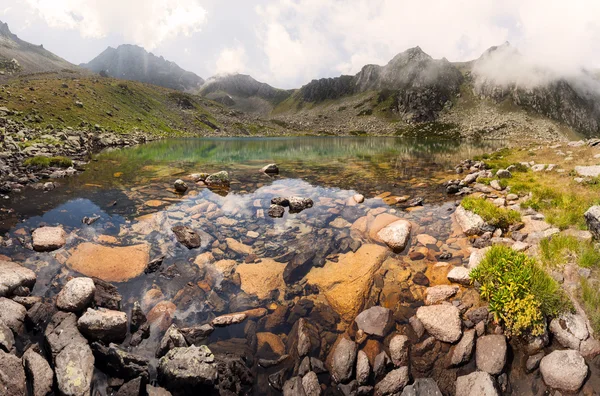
<box><xmin>24</xmin><ymin>156</ymin><xmax>73</xmax><ymax>168</ymax></box>
<box><xmin>540</xmin><ymin>234</ymin><xmax>600</xmax><ymax>268</ymax></box>
<box><xmin>471</xmin><ymin>245</ymin><xmax>572</xmax><ymax>336</ymax></box>
<box><xmin>581</xmin><ymin>278</ymin><xmax>600</xmax><ymax>333</ymax></box>
<box><xmin>461</xmin><ymin>196</ymin><xmax>521</xmax><ymax>230</ymax></box>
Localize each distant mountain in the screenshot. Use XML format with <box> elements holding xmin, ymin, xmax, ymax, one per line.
<box><xmin>81</xmin><ymin>45</ymin><xmax>204</xmax><ymax>91</ymax></box>
<box><xmin>200</xmin><ymin>74</ymin><xmax>292</xmax><ymax>114</ymax></box>
<box><xmin>0</xmin><ymin>21</ymin><xmax>75</xmax><ymax>75</ymax></box>
<box><xmin>296</xmin><ymin>47</ymin><xmax>464</xmax><ymax>122</ymax></box>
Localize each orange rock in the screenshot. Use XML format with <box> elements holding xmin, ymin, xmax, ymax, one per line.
<box><xmin>97</xmin><ymin>235</ymin><xmax>118</xmax><ymax>244</ymax></box>
<box><xmin>256</xmin><ymin>332</ymin><xmax>286</xmax><ymax>355</ymax></box>
<box><xmin>147</xmin><ymin>301</ymin><xmax>176</xmax><ymax>331</ymax></box>
<box><xmin>235</xmin><ymin>259</ymin><xmax>286</xmax><ymax>300</ymax></box>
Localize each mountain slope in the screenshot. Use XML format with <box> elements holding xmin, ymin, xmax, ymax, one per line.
<box><xmin>200</xmin><ymin>74</ymin><xmax>292</xmax><ymax>114</ymax></box>
<box><xmin>0</xmin><ymin>21</ymin><xmax>76</xmax><ymax>76</ymax></box>
<box><xmin>81</xmin><ymin>45</ymin><xmax>204</xmax><ymax>92</ymax></box>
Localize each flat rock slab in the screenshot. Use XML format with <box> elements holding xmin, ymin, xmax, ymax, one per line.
<box><xmin>575</xmin><ymin>165</ymin><xmax>600</xmax><ymax>177</ymax></box>
<box><xmin>66</xmin><ymin>242</ymin><xmax>150</xmax><ymax>282</ymax></box>
<box><xmin>32</xmin><ymin>226</ymin><xmax>67</xmax><ymax>252</ymax></box>
<box><xmin>235</xmin><ymin>259</ymin><xmax>285</xmax><ymax>300</ymax></box>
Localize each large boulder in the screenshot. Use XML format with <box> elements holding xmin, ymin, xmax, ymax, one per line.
<box><xmin>77</xmin><ymin>308</ymin><xmax>128</xmax><ymax>343</ymax></box>
<box><xmin>0</xmin><ymin>350</ymin><xmax>26</xmax><ymax>396</ymax></box>
<box><xmin>330</xmin><ymin>337</ymin><xmax>357</xmax><ymax>383</ymax></box>
<box><xmin>584</xmin><ymin>206</ymin><xmax>600</xmax><ymax>240</ymax></box>
<box><xmin>549</xmin><ymin>312</ymin><xmax>589</xmax><ymax>350</ymax></box>
<box><xmin>377</xmin><ymin>220</ymin><xmax>411</xmax><ymax>252</ymax></box>
<box><xmin>23</xmin><ymin>348</ymin><xmax>54</xmax><ymax>396</ymax></box>
<box><xmin>32</xmin><ymin>226</ymin><xmax>67</xmax><ymax>252</ymax></box>
<box><xmin>354</xmin><ymin>306</ymin><xmax>392</xmax><ymax>336</ymax></box>
<box><xmin>539</xmin><ymin>350</ymin><xmax>588</xmax><ymax>392</ymax></box>
<box><xmin>157</xmin><ymin>346</ymin><xmax>218</xmax><ymax>393</ymax></box>
<box><xmin>55</xmin><ymin>342</ymin><xmax>94</xmax><ymax>396</ymax></box>
<box><xmin>56</xmin><ymin>277</ymin><xmax>96</xmax><ymax>312</ymax></box>
<box><xmin>374</xmin><ymin>367</ymin><xmax>409</xmax><ymax>396</ymax></box>
<box><xmin>416</xmin><ymin>305</ymin><xmax>462</xmax><ymax>343</ymax></box>
<box><xmin>0</xmin><ymin>260</ymin><xmax>36</xmax><ymax>297</ymax></box>
<box><xmin>476</xmin><ymin>335</ymin><xmax>507</xmax><ymax>375</ymax></box>
<box><xmin>454</xmin><ymin>206</ymin><xmax>486</xmax><ymax>236</ymax></box>
<box><xmin>455</xmin><ymin>372</ymin><xmax>498</xmax><ymax>396</ymax></box>
<box><xmin>0</xmin><ymin>297</ymin><xmax>26</xmax><ymax>334</ymax></box>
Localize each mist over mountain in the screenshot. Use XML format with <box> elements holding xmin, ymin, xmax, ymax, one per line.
<box><xmin>0</xmin><ymin>21</ymin><xmax>75</xmax><ymax>75</ymax></box>
<box><xmin>81</xmin><ymin>45</ymin><xmax>204</xmax><ymax>91</ymax></box>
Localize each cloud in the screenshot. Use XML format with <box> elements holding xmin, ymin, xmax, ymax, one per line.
<box><xmin>22</xmin><ymin>0</ymin><xmax>207</xmax><ymax>49</ymax></box>
<box><xmin>215</xmin><ymin>44</ymin><xmax>247</xmax><ymax>75</ymax></box>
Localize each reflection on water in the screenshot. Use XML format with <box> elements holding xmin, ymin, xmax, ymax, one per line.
<box><xmin>0</xmin><ymin>137</ymin><xmax>511</xmax><ymax>394</ymax></box>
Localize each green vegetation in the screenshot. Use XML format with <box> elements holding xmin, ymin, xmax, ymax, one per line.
<box><xmin>461</xmin><ymin>196</ymin><xmax>521</xmax><ymax>230</ymax></box>
<box><xmin>24</xmin><ymin>156</ymin><xmax>73</xmax><ymax>168</ymax></box>
<box><xmin>540</xmin><ymin>234</ymin><xmax>600</xmax><ymax>268</ymax></box>
<box><xmin>581</xmin><ymin>278</ymin><xmax>600</xmax><ymax>333</ymax></box>
<box><xmin>471</xmin><ymin>245</ymin><xmax>572</xmax><ymax>336</ymax></box>
<box><xmin>476</xmin><ymin>177</ymin><xmax>509</xmax><ymax>189</ymax></box>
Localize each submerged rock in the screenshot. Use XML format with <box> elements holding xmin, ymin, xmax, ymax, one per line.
<box><xmin>0</xmin><ymin>260</ymin><xmax>36</xmax><ymax>297</ymax></box>
<box><xmin>539</xmin><ymin>349</ymin><xmax>588</xmax><ymax>392</ymax></box>
<box><xmin>91</xmin><ymin>342</ymin><xmax>150</xmax><ymax>381</ymax></box>
<box><xmin>174</xmin><ymin>179</ymin><xmax>188</xmax><ymax>193</ymax></box>
<box><xmin>32</xmin><ymin>226</ymin><xmax>67</xmax><ymax>252</ymax></box>
<box><xmin>172</xmin><ymin>226</ymin><xmax>201</xmax><ymax>249</ymax></box>
<box><xmin>56</xmin><ymin>277</ymin><xmax>96</xmax><ymax>312</ymax></box>
<box><xmin>354</xmin><ymin>306</ymin><xmax>392</xmax><ymax>336</ymax></box>
<box><xmin>268</xmin><ymin>204</ymin><xmax>285</xmax><ymax>218</ymax></box>
<box><xmin>235</xmin><ymin>259</ymin><xmax>285</xmax><ymax>300</ymax></box>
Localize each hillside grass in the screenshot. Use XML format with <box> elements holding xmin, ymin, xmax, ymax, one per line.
<box><xmin>0</xmin><ymin>76</ymin><xmax>222</xmax><ymax>135</ymax></box>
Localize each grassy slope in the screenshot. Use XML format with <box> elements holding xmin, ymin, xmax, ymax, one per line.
<box><xmin>0</xmin><ymin>75</ymin><xmax>223</xmax><ymax>135</ymax></box>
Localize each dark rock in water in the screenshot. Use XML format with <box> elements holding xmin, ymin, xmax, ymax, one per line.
<box><xmin>172</xmin><ymin>226</ymin><xmax>201</xmax><ymax>249</ymax></box>
<box><xmin>23</xmin><ymin>347</ymin><xmax>54</xmax><ymax>396</ymax></box>
<box><xmin>130</xmin><ymin>301</ymin><xmax>146</xmax><ymax>332</ymax></box>
<box><xmin>271</xmin><ymin>197</ymin><xmax>289</xmax><ymax>207</ymax></box>
<box><xmin>156</xmin><ymin>324</ymin><xmax>188</xmax><ymax>358</ymax></box>
<box><xmin>358</xmin><ymin>386</ymin><xmax>374</xmax><ymax>395</ymax></box>
<box><xmin>268</xmin><ymin>204</ymin><xmax>285</xmax><ymax>218</ymax></box>
<box><xmin>92</xmin><ymin>342</ymin><xmax>150</xmax><ymax>381</ymax></box>
<box><xmin>158</xmin><ymin>346</ymin><xmax>218</xmax><ymax>393</ymax></box>
<box><xmin>413</xmin><ymin>272</ymin><xmax>430</xmax><ymax>286</ymax></box>
<box><xmin>174</xmin><ymin>179</ymin><xmax>188</xmax><ymax>193</ymax></box>
<box><xmin>268</xmin><ymin>368</ymin><xmax>286</xmax><ymax>391</ymax></box>
<box><xmin>145</xmin><ymin>255</ymin><xmax>165</xmax><ymax>274</ymax></box>
<box><xmin>261</xmin><ymin>164</ymin><xmax>279</xmax><ymax>174</ymax></box>
<box><xmin>180</xmin><ymin>323</ymin><xmax>215</xmax><ymax>345</ymax></box>
<box><xmin>446</xmin><ymin>184</ymin><xmax>460</xmax><ymax>194</ymax></box>
<box><xmin>0</xmin><ymin>350</ymin><xmax>26</xmax><ymax>395</ymax></box>
<box><xmin>288</xmin><ymin>197</ymin><xmax>314</xmax><ymax>213</ymax></box>
<box><xmin>373</xmin><ymin>351</ymin><xmax>393</xmax><ymax>380</ymax></box>
<box><xmin>355</xmin><ymin>306</ymin><xmax>393</xmax><ymax>337</ymax></box>
<box><xmin>406</xmin><ymin>197</ymin><xmax>424</xmax><ymax>207</ymax></box>
<box><xmin>55</xmin><ymin>342</ymin><xmax>94</xmax><ymax>396</ymax></box>
<box><xmin>93</xmin><ymin>277</ymin><xmax>122</xmax><ymax>310</ymax></box>
<box><xmin>116</xmin><ymin>377</ymin><xmax>144</xmax><ymax>396</ymax></box>
<box><xmin>45</xmin><ymin>311</ymin><xmax>88</xmax><ymax>360</ymax></box>
<box><xmin>82</xmin><ymin>215</ymin><xmax>100</xmax><ymax>225</ymax></box>
<box><xmin>26</xmin><ymin>301</ymin><xmax>56</xmax><ymax>330</ymax></box>
<box><xmin>130</xmin><ymin>323</ymin><xmax>150</xmax><ymax>347</ymax></box>
<box><xmin>330</xmin><ymin>337</ymin><xmax>358</xmax><ymax>383</ymax></box>
<box><xmin>287</xmin><ymin>318</ymin><xmax>321</xmax><ymax>359</ymax></box>
<box><xmin>258</xmin><ymin>354</ymin><xmax>289</xmax><ymax>368</ymax></box>
<box><xmin>213</xmin><ymin>355</ymin><xmax>253</xmax><ymax>395</ymax></box>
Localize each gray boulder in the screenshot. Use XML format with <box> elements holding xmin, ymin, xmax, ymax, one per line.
<box><xmin>56</xmin><ymin>277</ymin><xmax>96</xmax><ymax>312</ymax></box>
<box><xmin>584</xmin><ymin>205</ymin><xmax>600</xmax><ymax>240</ymax></box>
<box><xmin>330</xmin><ymin>337</ymin><xmax>358</xmax><ymax>383</ymax></box>
<box><xmin>45</xmin><ymin>312</ymin><xmax>88</xmax><ymax>360</ymax></box>
<box><xmin>171</xmin><ymin>226</ymin><xmax>201</xmax><ymax>249</ymax></box>
<box><xmin>416</xmin><ymin>304</ymin><xmax>462</xmax><ymax>343</ymax></box>
<box><xmin>476</xmin><ymin>335</ymin><xmax>507</xmax><ymax>375</ymax></box>
<box><xmin>456</xmin><ymin>372</ymin><xmax>498</xmax><ymax>396</ymax></box>
<box><xmin>157</xmin><ymin>324</ymin><xmax>188</xmax><ymax>358</ymax></box>
<box><xmin>77</xmin><ymin>307</ymin><xmax>128</xmax><ymax>343</ymax></box>
<box><xmin>389</xmin><ymin>334</ymin><xmax>410</xmax><ymax>367</ymax></box>
<box><xmin>449</xmin><ymin>329</ymin><xmax>475</xmax><ymax>367</ymax></box>
<box><xmin>425</xmin><ymin>285</ymin><xmax>458</xmax><ymax>305</ymax></box>
<box><xmin>205</xmin><ymin>171</ymin><xmax>230</xmax><ymax>187</ymax></box>
<box><xmin>0</xmin><ymin>350</ymin><xmax>26</xmax><ymax>395</ymax></box>
<box><xmin>0</xmin><ymin>297</ymin><xmax>26</xmax><ymax>334</ymax></box>
<box><xmin>55</xmin><ymin>342</ymin><xmax>94</xmax><ymax>396</ymax></box>
<box><xmin>355</xmin><ymin>306</ymin><xmax>392</xmax><ymax>336</ymax></box>
<box><xmin>23</xmin><ymin>348</ymin><xmax>54</xmax><ymax>396</ymax></box>
<box><xmin>356</xmin><ymin>350</ymin><xmax>370</xmax><ymax>385</ymax></box>
<box><xmin>283</xmin><ymin>376</ymin><xmax>306</xmax><ymax>396</ymax></box>
<box><xmin>496</xmin><ymin>169</ymin><xmax>512</xmax><ymax>178</ymax></box>
<box><xmin>539</xmin><ymin>350</ymin><xmax>588</xmax><ymax>392</ymax></box>
<box><xmin>374</xmin><ymin>367</ymin><xmax>409</xmax><ymax>396</ymax></box>
<box><xmin>377</xmin><ymin>220</ymin><xmax>412</xmax><ymax>252</ymax></box>
<box><xmin>302</xmin><ymin>371</ymin><xmax>320</xmax><ymax>396</ymax></box>
<box><xmin>446</xmin><ymin>266</ymin><xmax>471</xmax><ymax>285</ymax></box>
<box><xmin>288</xmin><ymin>197</ymin><xmax>314</xmax><ymax>213</ymax></box>
<box><xmin>0</xmin><ymin>260</ymin><xmax>36</xmax><ymax>297</ymax></box>
<box><xmin>157</xmin><ymin>346</ymin><xmax>218</xmax><ymax>391</ymax></box>
<box><xmin>454</xmin><ymin>206</ymin><xmax>486</xmax><ymax>236</ymax></box>
<box><xmin>32</xmin><ymin>226</ymin><xmax>67</xmax><ymax>252</ymax></box>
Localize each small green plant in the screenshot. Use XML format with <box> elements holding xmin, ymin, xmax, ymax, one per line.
<box><xmin>461</xmin><ymin>196</ymin><xmax>521</xmax><ymax>230</ymax></box>
<box><xmin>471</xmin><ymin>245</ymin><xmax>571</xmax><ymax>336</ymax></box>
<box><xmin>581</xmin><ymin>278</ymin><xmax>600</xmax><ymax>333</ymax></box>
<box><xmin>24</xmin><ymin>156</ymin><xmax>73</xmax><ymax>168</ymax></box>
<box><xmin>540</xmin><ymin>234</ymin><xmax>600</xmax><ymax>268</ymax></box>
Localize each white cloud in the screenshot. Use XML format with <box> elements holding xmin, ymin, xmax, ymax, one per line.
<box><xmin>215</xmin><ymin>44</ymin><xmax>247</xmax><ymax>75</ymax></box>
<box><xmin>22</xmin><ymin>0</ymin><xmax>207</xmax><ymax>49</ymax></box>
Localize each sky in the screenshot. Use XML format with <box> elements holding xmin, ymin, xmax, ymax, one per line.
<box><xmin>2</xmin><ymin>0</ymin><xmax>600</xmax><ymax>89</ymax></box>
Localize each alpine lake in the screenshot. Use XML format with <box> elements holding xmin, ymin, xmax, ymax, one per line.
<box><xmin>1</xmin><ymin>136</ymin><xmax>536</xmax><ymax>395</ymax></box>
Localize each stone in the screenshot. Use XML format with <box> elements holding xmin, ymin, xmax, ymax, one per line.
<box><xmin>157</xmin><ymin>346</ymin><xmax>218</xmax><ymax>391</ymax></box>
<box><xmin>302</xmin><ymin>371</ymin><xmax>320</xmax><ymax>396</ymax></box>
<box><xmin>91</xmin><ymin>342</ymin><xmax>150</xmax><ymax>381</ymax></box>
<box><xmin>425</xmin><ymin>285</ymin><xmax>459</xmax><ymax>305</ymax></box>
<box><xmin>32</xmin><ymin>226</ymin><xmax>67</xmax><ymax>252</ymax></box>
<box><xmin>289</xmin><ymin>318</ymin><xmax>320</xmax><ymax>358</ymax></box>
<box><xmin>409</xmin><ymin>316</ymin><xmax>425</xmax><ymax>338</ymax></box>
<box><xmin>356</xmin><ymin>350</ymin><xmax>370</xmax><ymax>385</ymax></box>
<box><xmin>353</xmin><ymin>194</ymin><xmax>365</xmax><ymax>204</ymax></box>
<box><xmin>539</xmin><ymin>350</ymin><xmax>587</xmax><ymax>392</ymax></box>
<box><xmin>77</xmin><ymin>308</ymin><xmax>128</xmax><ymax>343</ymax></box>
<box><xmin>172</xmin><ymin>226</ymin><xmax>201</xmax><ymax>249</ymax></box>
<box><xmin>226</xmin><ymin>238</ymin><xmax>253</xmax><ymax>255</ymax></box>
<box><xmin>580</xmin><ymin>337</ymin><xmax>600</xmax><ymax>358</ymax></box>
<box><xmin>0</xmin><ymin>260</ymin><xmax>36</xmax><ymax>297</ymax></box>
<box><xmin>401</xmin><ymin>378</ymin><xmax>442</xmax><ymax>396</ymax></box>
<box><xmin>45</xmin><ymin>312</ymin><xmax>88</xmax><ymax>360</ymax></box>
<box><xmin>455</xmin><ymin>372</ymin><xmax>498</xmax><ymax>396</ymax></box>
<box><xmin>415</xmin><ymin>305</ymin><xmax>462</xmax><ymax>343</ymax></box>
<box><xmin>116</xmin><ymin>377</ymin><xmax>143</xmax><ymax>396</ymax></box>
<box><xmin>157</xmin><ymin>324</ymin><xmax>188</xmax><ymax>358</ymax></box>
<box><xmin>0</xmin><ymin>321</ymin><xmax>14</xmax><ymax>352</ymax></box>
<box><xmin>93</xmin><ymin>278</ymin><xmax>122</xmax><ymax>310</ymax></box>
<box><xmin>257</xmin><ymin>332</ymin><xmax>286</xmax><ymax>355</ymax></box>
<box><xmin>212</xmin><ymin>312</ymin><xmax>247</xmax><ymax>327</ymax></box>
<box><xmin>389</xmin><ymin>335</ymin><xmax>410</xmax><ymax>367</ymax></box>
<box><xmin>130</xmin><ymin>301</ymin><xmax>146</xmax><ymax>332</ymax></box>
<box><xmin>147</xmin><ymin>301</ymin><xmax>176</xmax><ymax>331</ymax></box>
<box><xmin>180</xmin><ymin>324</ymin><xmax>215</xmax><ymax>345</ymax></box>
<box><xmin>66</xmin><ymin>242</ymin><xmax>150</xmax><ymax>282</ymax></box>
<box><xmin>146</xmin><ymin>385</ymin><xmax>173</xmax><ymax>396</ymax></box>
<box><xmin>0</xmin><ymin>350</ymin><xmax>26</xmax><ymax>395</ymax></box>
<box><xmin>506</xmin><ymin>193</ymin><xmax>518</xmax><ymax>201</ymax></box>
<box><xmin>446</xmin><ymin>266</ymin><xmax>470</xmax><ymax>285</ymax></box>
<box><xmin>23</xmin><ymin>348</ymin><xmax>54</xmax><ymax>396</ymax></box>
<box><xmin>496</xmin><ymin>169</ymin><xmax>512</xmax><ymax>178</ymax></box>
<box><xmin>549</xmin><ymin>312</ymin><xmax>589</xmax><ymax>350</ymax></box>
<box><xmin>261</xmin><ymin>163</ymin><xmax>279</xmax><ymax>174</ymax></box>
<box><xmin>374</xmin><ymin>367</ymin><xmax>409</xmax><ymax>396</ymax></box>
<box><xmin>354</xmin><ymin>306</ymin><xmax>392</xmax><ymax>336</ymax></box>
<box><xmin>575</xmin><ymin>165</ymin><xmax>600</xmax><ymax>177</ymax></box>
<box><xmin>0</xmin><ymin>297</ymin><xmax>26</xmax><ymax>334</ymax></box>
<box><xmin>526</xmin><ymin>352</ymin><xmax>544</xmax><ymax>372</ymax></box>
<box><xmin>377</xmin><ymin>220</ymin><xmax>412</xmax><ymax>252</ymax></box>
<box><xmin>330</xmin><ymin>217</ymin><xmax>351</xmax><ymax>228</ymax></box>
<box><xmin>268</xmin><ymin>204</ymin><xmax>285</xmax><ymax>218</ymax></box>
<box><xmin>282</xmin><ymin>376</ymin><xmax>305</xmax><ymax>396</ymax></box>
<box><xmin>305</xmin><ymin>244</ymin><xmax>388</xmax><ymax>321</ymax></box>
<box><xmin>467</xmin><ymin>247</ymin><xmax>490</xmax><ymax>270</ymax></box>
<box><xmin>454</xmin><ymin>206</ymin><xmax>486</xmax><ymax>236</ymax></box>
<box><xmin>330</xmin><ymin>337</ymin><xmax>357</xmax><ymax>383</ymax></box>
<box><xmin>235</xmin><ymin>259</ymin><xmax>286</xmax><ymax>300</ymax></box>
<box><xmin>416</xmin><ymin>234</ymin><xmax>437</xmax><ymax>245</ymax></box>
<box><xmin>174</xmin><ymin>179</ymin><xmax>188</xmax><ymax>193</ymax></box>
<box><xmin>511</xmin><ymin>241</ymin><xmax>530</xmax><ymax>252</ymax></box>
<box><xmin>55</xmin><ymin>342</ymin><xmax>94</xmax><ymax>396</ymax></box>
<box><xmin>288</xmin><ymin>196</ymin><xmax>314</xmax><ymax>213</ymax></box>
<box><xmin>584</xmin><ymin>205</ymin><xmax>600</xmax><ymax>240</ymax></box>
<box><xmin>449</xmin><ymin>329</ymin><xmax>475</xmax><ymax>367</ymax></box>
<box><xmin>490</xmin><ymin>180</ymin><xmax>503</xmax><ymax>191</ymax></box>
<box><xmin>476</xmin><ymin>335</ymin><xmax>507</xmax><ymax>375</ymax></box>
<box><xmin>205</xmin><ymin>171</ymin><xmax>230</xmax><ymax>187</ymax></box>
<box><xmin>56</xmin><ymin>277</ymin><xmax>96</xmax><ymax>312</ymax></box>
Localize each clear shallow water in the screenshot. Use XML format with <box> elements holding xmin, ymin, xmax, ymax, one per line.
<box><xmin>0</xmin><ymin>137</ymin><xmax>512</xmax><ymax>394</ymax></box>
